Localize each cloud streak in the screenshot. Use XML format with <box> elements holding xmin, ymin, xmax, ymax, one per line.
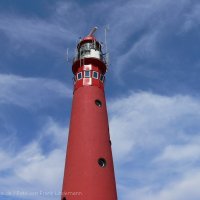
<box><xmin>105</xmin><ymin>0</ymin><xmax>199</xmax><ymax>83</ymax></box>
<box><xmin>0</xmin><ymin>1</ymin><xmax>86</xmax><ymax>55</ymax></box>
<box><xmin>0</xmin><ymin>118</ymin><xmax>68</xmax><ymax>200</ymax></box>
<box><xmin>0</xmin><ymin>74</ymin><xmax>71</xmax><ymax>109</ymax></box>
<box><xmin>108</xmin><ymin>91</ymin><xmax>200</xmax><ymax>200</ymax></box>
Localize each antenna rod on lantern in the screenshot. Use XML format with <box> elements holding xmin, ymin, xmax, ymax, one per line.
<box><xmin>88</xmin><ymin>26</ymin><xmax>98</xmax><ymax>36</ymax></box>
<box><xmin>66</xmin><ymin>48</ymin><xmax>69</xmax><ymax>62</ymax></box>
<box><xmin>105</xmin><ymin>25</ymin><xmax>110</xmax><ymax>69</ymax></box>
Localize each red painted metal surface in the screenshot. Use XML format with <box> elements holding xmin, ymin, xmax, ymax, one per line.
<box><xmin>72</xmin><ymin>58</ymin><xmax>107</xmax><ymax>75</ymax></box>
<box><xmin>73</xmin><ymin>64</ymin><xmax>105</xmax><ymax>91</ymax></box>
<box><xmin>61</xmin><ymin>34</ymin><xmax>117</xmax><ymax>200</ymax></box>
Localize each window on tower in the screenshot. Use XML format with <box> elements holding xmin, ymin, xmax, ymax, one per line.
<box><xmin>100</xmin><ymin>74</ymin><xmax>105</xmax><ymax>82</ymax></box>
<box><xmin>93</xmin><ymin>71</ymin><xmax>99</xmax><ymax>79</ymax></box>
<box><xmin>80</xmin><ymin>43</ymin><xmax>91</xmax><ymax>57</ymax></box>
<box><xmin>84</xmin><ymin>70</ymin><xmax>91</xmax><ymax>78</ymax></box>
<box><xmin>77</xmin><ymin>72</ymin><xmax>82</xmax><ymax>80</ymax></box>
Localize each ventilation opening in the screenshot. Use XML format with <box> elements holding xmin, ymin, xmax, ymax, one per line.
<box><xmin>95</xmin><ymin>99</ymin><xmax>102</xmax><ymax>107</ymax></box>
<box><xmin>62</xmin><ymin>197</ymin><xmax>66</xmax><ymax>200</ymax></box>
<box><xmin>109</xmin><ymin>140</ymin><xmax>112</xmax><ymax>145</ymax></box>
<box><xmin>98</xmin><ymin>158</ymin><xmax>107</xmax><ymax>168</ymax></box>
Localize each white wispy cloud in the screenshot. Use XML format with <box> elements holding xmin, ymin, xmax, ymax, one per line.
<box><xmin>0</xmin><ymin>1</ymin><xmax>85</xmax><ymax>55</ymax></box>
<box><xmin>114</xmin><ymin>30</ymin><xmax>159</xmax><ymax>77</ymax></box>
<box><xmin>125</xmin><ymin>169</ymin><xmax>200</xmax><ymax>200</ymax></box>
<box><xmin>0</xmin><ymin>16</ymin><xmax>69</xmax><ymax>49</ymax></box>
<box><xmin>106</xmin><ymin>0</ymin><xmax>193</xmax><ymax>78</ymax></box>
<box><xmin>108</xmin><ymin>91</ymin><xmax>200</xmax><ymax>200</ymax></box>
<box><xmin>0</xmin><ymin>118</ymin><xmax>68</xmax><ymax>200</ymax></box>
<box><xmin>155</xmin><ymin>143</ymin><xmax>200</xmax><ymax>163</ymax></box>
<box><xmin>0</xmin><ymin>73</ymin><xmax>71</xmax><ymax>109</ymax></box>
<box><xmin>109</xmin><ymin>92</ymin><xmax>200</xmax><ymax>161</ymax></box>
<box><xmin>182</xmin><ymin>3</ymin><xmax>200</xmax><ymax>32</ymax></box>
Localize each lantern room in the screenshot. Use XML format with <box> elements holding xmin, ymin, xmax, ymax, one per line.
<box><xmin>77</xmin><ymin>36</ymin><xmax>103</xmax><ymax>60</ymax></box>
<box><xmin>72</xmin><ymin>27</ymin><xmax>107</xmax><ymax>77</ymax></box>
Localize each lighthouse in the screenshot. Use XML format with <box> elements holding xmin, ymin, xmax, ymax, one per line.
<box><xmin>61</xmin><ymin>27</ymin><xmax>118</xmax><ymax>200</ymax></box>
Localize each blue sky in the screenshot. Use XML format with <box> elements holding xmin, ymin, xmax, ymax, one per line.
<box><xmin>1</xmin><ymin>0</ymin><xmax>200</xmax><ymax>200</ymax></box>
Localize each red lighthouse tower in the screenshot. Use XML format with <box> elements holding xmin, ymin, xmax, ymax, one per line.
<box><xmin>61</xmin><ymin>27</ymin><xmax>118</xmax><ymax>200</ymax></box>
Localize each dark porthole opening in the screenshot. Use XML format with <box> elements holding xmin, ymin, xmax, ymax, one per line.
<box><xmin>98</xmin><ymin>158</ymin><xmax>107</xmax><ymax>168</ymax></box>
<box><xmin>62</xmin><ymin>197</ymin><xmax>66</xmax><ymax>200</ymax></box>
<box><xmin>95</xmin><ymin>99</ymin><xmax>102</xmax><ymax>107</ymax></box>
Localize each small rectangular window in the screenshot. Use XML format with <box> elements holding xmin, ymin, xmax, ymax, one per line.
<box><xmin>84</xmin><ymin>70</ymin><xmax>90</xmax><ymax>78</ymax></box>
<box><xmin>93</xmin><ymin>71</ymin><xmax>99</xmax><ymax>79</ymax></box>
<box><xmin>77</xmin><ymin>72</ymin><xmax>82</xmax><ymax>80</ymax></box>
<box><xmin>100</xmin><ymin>74</ymin><xmax>105</xmax><ymax>82</ymax></box>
